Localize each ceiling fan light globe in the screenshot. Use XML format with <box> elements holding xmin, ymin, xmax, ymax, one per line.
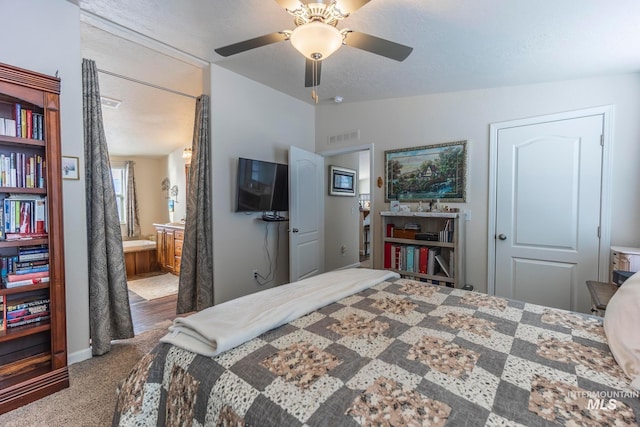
<box><xmin>290</xmin><ymin>21</ymin><xmax>343</xmax><ymax>60</ymax></box>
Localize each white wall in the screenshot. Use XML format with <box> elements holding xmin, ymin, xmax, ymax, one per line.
<box><xmin>324</xmin><ymin>152</ymin><xmax>360</xmax><ymax>271</ymax></box>
<box><xmin>0</xmin><ymin>1</ymin><xmax>90</xmax><ymax>360</ymax></box>
<box><xmin>167</xmin><ymin>147</ymin><xmax>190</xmax><ymax>223</ymax></box>
<box><xmin>210</xmin><ymin>65</ymin><xmax>315</xmax><ymax>304</ymax></box>
<box><xmin>315</xmin><ymin>73</ymin><xmax>640</xmax><ymax>297</ymax></box>
<box><xmin>110</xmin><ymin>155</ymin><xmax>169</xmax><ymax>237</ymax></box>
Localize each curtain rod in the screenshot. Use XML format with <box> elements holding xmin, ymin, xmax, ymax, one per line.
<box><xmin>97</xmin><ymin>68</ymin><xmax>198</xmax><ymax>100</ymax></box>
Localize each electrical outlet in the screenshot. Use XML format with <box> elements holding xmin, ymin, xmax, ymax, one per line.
<box><xmin>252</xmin><ymin>269</ymin><xmax>258</xmax><ymax>280</ymax></box>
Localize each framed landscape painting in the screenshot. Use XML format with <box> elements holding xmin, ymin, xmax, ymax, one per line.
<box><xmin>385</xmin><ymin>140</ymin><xmax>467</xmax><ymax>202</ymax></box>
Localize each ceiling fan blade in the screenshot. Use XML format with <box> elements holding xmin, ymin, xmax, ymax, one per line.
<box><xmin>344</xmin><ymin>31</ymin><xmax>413</xmax><ymax>61</ymax></box>
<box><xmin>215</xmin><ymin>32</ymin><xmax>288</xmax><ymax>57</ymax></box>
<box><xmin>274</xmin><ymin>0</ymin><xmax>303</xmax><ymax>10</ymax></box>
<box><xmin>335</xmin><ymin>0</ymin><xmax>371</xmax><ymax>14</ymax></box>
<box><xmin>305</xmin><ymin>59</ymin><xmax>322</xmax><ymax>88</ymax></box>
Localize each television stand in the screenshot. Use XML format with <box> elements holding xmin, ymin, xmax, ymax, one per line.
<box><xmin>262</xmin><ymin>212</ymin><xmax>288</xmax><ymax>222</ymax></box>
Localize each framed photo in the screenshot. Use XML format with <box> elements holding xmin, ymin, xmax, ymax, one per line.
<box><xmin>61</xmin><ymin>156</ymin><xmax>80</xmax><ymax>180</ymax></box>
<box><xmin>385</xmin><ymin>140</ymin><xmax>467</xmax><ymax>202</ymax></box>
<box><xmin>329</xmin><ymin>165</ymin><xmax>356</xmax><ymax>196</ymax></box>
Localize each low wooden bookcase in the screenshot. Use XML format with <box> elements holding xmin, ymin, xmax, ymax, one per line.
<box><xmin>381</xmin><ymin>211</ymin><xmax>464</xmax><ymax>288</ymax></box>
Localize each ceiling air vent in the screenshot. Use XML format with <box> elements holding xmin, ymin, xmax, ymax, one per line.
<box><xmin>100</xmin><ymin>96</ymin><xmax>122</xmax><ymax>109</ymax></box>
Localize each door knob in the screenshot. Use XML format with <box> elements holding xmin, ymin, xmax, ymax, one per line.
<box><xmin>498</xmin><ymin>234</ymin><xmax>507</xmax><ymax>240</ymax></box>
<box><xmin>292</xmin><ymin>228</ymin><xmax>299</xmax><ymax>233</ymax></box>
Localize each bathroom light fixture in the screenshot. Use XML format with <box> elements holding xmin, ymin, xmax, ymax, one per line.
<box><xmin>182</xmin><ymin>147</ymin><xmax>192</xmax><ymax>159</ymax></box>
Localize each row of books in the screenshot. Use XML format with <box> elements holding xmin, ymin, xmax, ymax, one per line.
<box><xmin>439</xmin><ymin>219</ymin><xmax>454</xmax><ymax>243</ymax></box>
<box><xmin>0</xmin><ymin>104</ymin><xmax>45</xmax><ymax>140</ymax></box>
<box><xmin>0</xmin><ymin>246</ymin><xmax>49</xmax><ymax>289</ymax></box>
<box><xmin>0</xmin><ymin>296</ymin><xmax>50</xmax><ymax>331</ymax></box>
<box><xmin>0</xmin><ymin>152</ymin><xmax>46</xmax><ymax>189</ymax></box>
<box><xmin>1</xmin><ymin>196</ymin><xmax>47</xmax><ymax>239</ymax></box>
<box><xmin>1</xmin><ymin>256</ymin><xmax>49</xmax><ymax>277</ymax></box>
<box><xmin>384</xmin><ymin>242</ymin><xmax>454</xmax><ymax>278</ymax></box>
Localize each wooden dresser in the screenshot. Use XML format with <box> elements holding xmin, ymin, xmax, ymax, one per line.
<box><xmin>153</xmin><ymin>223</ymin><xmax>185</xmax><ymax>275</ymax></box>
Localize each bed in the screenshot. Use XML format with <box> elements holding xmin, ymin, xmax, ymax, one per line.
<box><xmin>112</xmin><ymin>268</ymin><xmax>639</xmax><ymax>426</ymax></box>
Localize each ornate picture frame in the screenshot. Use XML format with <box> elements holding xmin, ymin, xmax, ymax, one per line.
<box><xmin>385</xmin><ymin>140</ymin><xmax>467</xmax><ymax>202</ymax></box>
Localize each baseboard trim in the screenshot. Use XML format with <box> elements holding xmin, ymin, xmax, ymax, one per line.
<box><xmin>67</xmin><ymin>347</ymin><xmax>93</xmax><ymax>365</ymax></box>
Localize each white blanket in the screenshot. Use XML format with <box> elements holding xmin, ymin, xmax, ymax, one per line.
<box><xmin>160</xmin><ymin>268</ymin><xmax>400</xmax><ymax>356</ymax></box>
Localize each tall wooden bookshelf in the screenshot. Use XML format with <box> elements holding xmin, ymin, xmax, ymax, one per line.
<box><xmin>0</xmin><ymin>62</ymin><xmax>68</xmax><ymax>414</ymax></box>
<box><xmin>381</xmin><ymin>211</ymin><xmax>464</xmax><ymax>288</ymax></box>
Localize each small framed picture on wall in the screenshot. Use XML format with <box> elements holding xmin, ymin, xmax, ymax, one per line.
<box><xmin>62</xmin><ymin>156</ymin><xmax>80</xmax><ymax>180</ymax></box>
<box><xmin>329</xmin><ymin>165</ymin><xmax>357</xmax><ymax>196</ymax></box>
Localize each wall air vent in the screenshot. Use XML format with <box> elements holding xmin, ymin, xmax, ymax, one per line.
<box><xmin>327</xmin><ymin>129</ymin><xmax>360</xmax><ymax>145</ymax></box>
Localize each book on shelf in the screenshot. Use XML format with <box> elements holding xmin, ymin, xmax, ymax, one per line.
<box><xmin>384</xmin><ymin>242</ymin><xmax>392</xmax><ymax>269</ymax></box>
<box><xmin>435</xmin><ymin>254</ymin><xmax>451</xmax><ymax>277</ymax></box>
<box><xmin>419</xmin><ymin>247</ymin><xmax>428</xmax><ymax>274</ymax></box>
<box><xmin>3</xmin><ymin>275</ymin><xmax>49</xmax><ymax>288</ymax></box>
<box><xmin>18</xmin><ymin>252</ymin><xmax>49</xmax><ymax>262</ymax></box>
<box><xmin>14</xmin><ymin>103</ymin><xmax>21</xmax><ymax>137</ymax></box>
<box><xmin>14</xmin><ymin>259</ymin><xmax>48</xmax><ymax>269</ymax></box>
<box><xmin>6</xmin><ymin>270</ymin><xmax>48</xmax><ymax>282</ymax></box>
<box><xmin>2</xmin><ymin>118</ymin><xmax>16</xmax><ymax>137</ymax></box>
<box><xmin>427</xmin><ymin>247</ymin><xmax>441</xmax><ymax>275</ymax></box>
<box><xmin>7</xmin><ymin>302</ymin><xmax>49</xmax><ymax>320</ymax></box>
<box><xmin>6</xmin><ymin>297</ymin><xmax>50</xmax><ymax>312</ymax></box>
<box><xmin>14</xmin><ymin>264</ymin><xmax>49</xmax><ymax>274</ymax></box>
<box><xmin>4</xmin><ymin>232</ymin><xmax>48</xmax><ymax>241</ymax></box>
<box><xmin>405</xmin><ymin>245</ymin><xmax>415</xmax><ymax>272</ymax></box>
<box><xmin>386</xmin><ymin>223</ymin><xmax>394</xmax><ymax>237</ymax></box>
<box><xmin>7</xmin><ymin>312</ymin><xmax>50</xmax><ymax>328</ymax></box>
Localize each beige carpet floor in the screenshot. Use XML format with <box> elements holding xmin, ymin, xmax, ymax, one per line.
<box><xmin>127</xmin><ymin>273</ymin><xmax>179</xmax><ymax>300</ymax></box>
<box><xmin>0</xmin><ymin>321</ymin><xmax>171</xmax><ymax>427</ymax></box>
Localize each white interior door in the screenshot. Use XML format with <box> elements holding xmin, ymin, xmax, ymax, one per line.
<box><xmin>289</xmin><ymin>146</ymin><xmax>324</xmax><ymax>281</ymax></box>
<box><xmin>493</xmin><ymin>114</ymin><xmax>604</xmax><ymax>312</ymax></box>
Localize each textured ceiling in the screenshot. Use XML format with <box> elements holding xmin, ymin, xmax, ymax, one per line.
<box><xmin>78</xmin><ymin>0</ymin><xmax>640</xmax><ymax>155</ymax></box>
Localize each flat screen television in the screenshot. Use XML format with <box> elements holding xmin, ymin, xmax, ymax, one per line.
<box><xmin>235</xmin><ymin>157</ymin><xmax>288</xmax><ymax>213</ymax></box>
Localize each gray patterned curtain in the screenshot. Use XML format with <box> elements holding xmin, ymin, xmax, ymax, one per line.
<box><xmin>125</xmin><ymin>160</ymin><xmax>141</xmax><ymax>238</ymax></box>
<box><xmin>82</xmin><ymin>58</ymin><xmax>134</xmax><ymax>355</ymax></box>
<box><xmin>177</xmin><ymin>95</ymin><xmax>214</xmax><ymax>313</ymax></box>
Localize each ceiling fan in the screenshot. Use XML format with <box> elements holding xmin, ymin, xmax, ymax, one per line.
<box><xmin>215</xmin><ymin>0</ymin><xmax>413</xmax><ymax>103</ymax></box>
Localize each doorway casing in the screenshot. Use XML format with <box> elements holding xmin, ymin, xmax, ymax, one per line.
<box><xmin>486</xmin><ymin>106</ymin><xmax>614</xmax><ymax>300</ymax></box>
<box><xmin>319</xmin><ymin>143</ymin><xmax>375</xmax><ymax>269</ymax></box>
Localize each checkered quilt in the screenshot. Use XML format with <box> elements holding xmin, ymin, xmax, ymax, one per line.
<box><xmin>113</xmin><ymin>277</ymin><xmax>639</xmax><ymax>426</ymax></box>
